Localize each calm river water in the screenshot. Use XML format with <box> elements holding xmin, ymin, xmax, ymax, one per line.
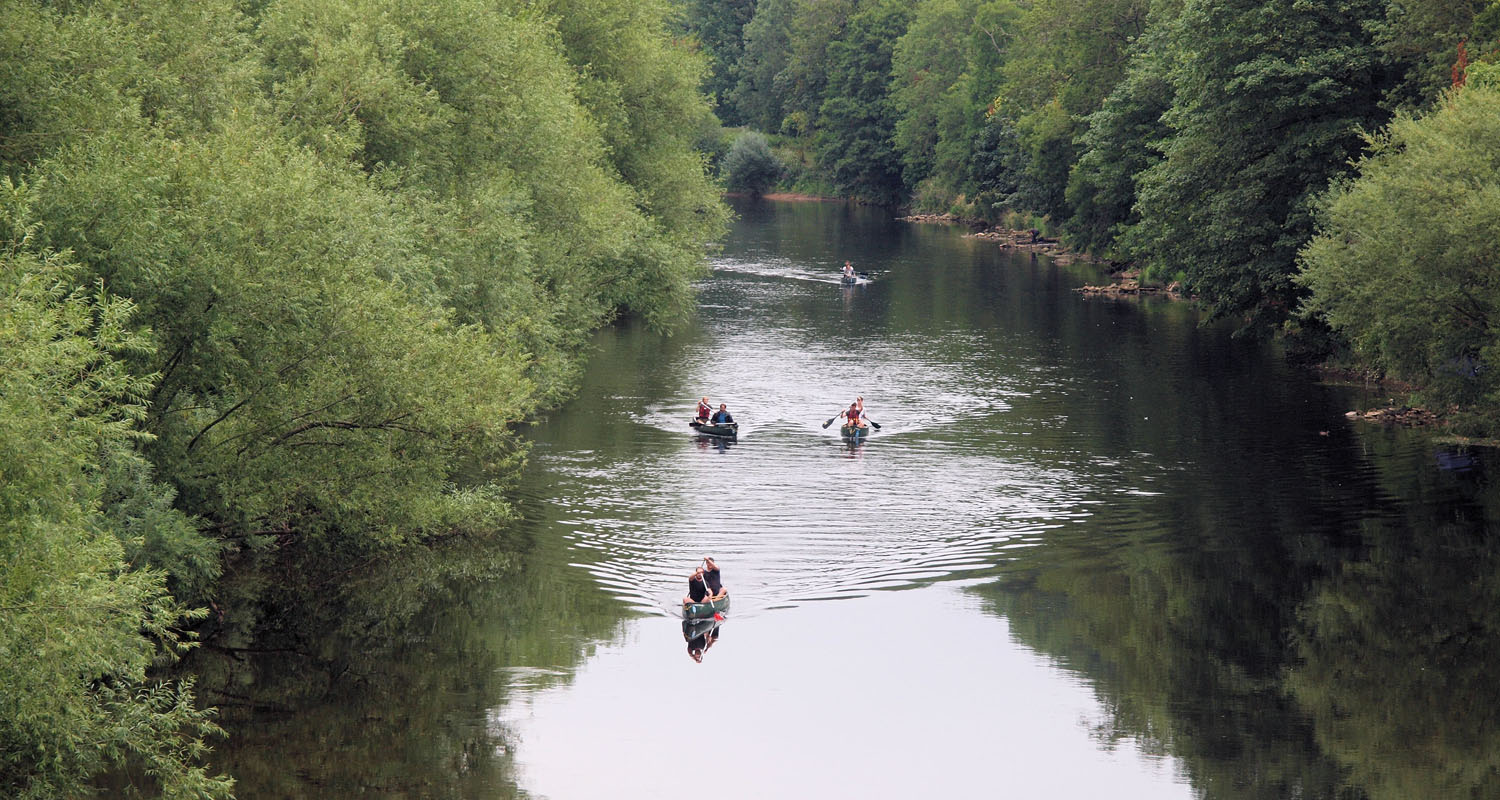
<box><xmin>202</xmin><ymin>198</ymin><xmax>1500</xmax><ymax>799</ymax></box>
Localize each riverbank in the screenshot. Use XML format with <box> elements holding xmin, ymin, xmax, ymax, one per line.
<box><xmin>722</xmin><ymin>191</ymin><xmax>845</xmax><ymax>202</ymax></box>
<box><xmin>899</xmin><ymin>212</ymin><xmax>1105</xmax><ymax>267</ymax></box>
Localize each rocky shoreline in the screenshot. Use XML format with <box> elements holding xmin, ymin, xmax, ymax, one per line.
<box><xmin>1344</xmin><ymin>406</ymin><xmax>1441</xmax><ymax>426</ymax></box>
<box><xmin>899</xmin><ymin>213</ymin><xmax>1097</xmax><ymax>265</ymax></box>
<box><xmin>1073</xmin><ymin>269</ymin><xmax>1186</xmax><ymax>299</ymax></box>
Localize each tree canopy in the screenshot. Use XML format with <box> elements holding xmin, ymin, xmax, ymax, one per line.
<box><xmin>0</xmin><ymin>0</ymin><xmax>724</xmax><ymax>792</ymax></box>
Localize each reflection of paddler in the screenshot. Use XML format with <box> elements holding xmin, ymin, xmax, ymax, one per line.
<box><xmin>683</xmin><ymin>617</ymin><xmax>722</xmax><ymax>663</ymax></box>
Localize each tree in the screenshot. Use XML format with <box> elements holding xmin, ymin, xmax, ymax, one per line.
<box><xmin>1065</xmin><ymin>13</ymin><xmax>1177</xmax><ymax>255</ymax></box>
<box><xmin>816</xmin><ymin>0</ymin><xmax>913</xmax><ymax>206</ymax></box>
<box><xmin>1298</xmin><ymin>82</ymin><xmax>1500</xmax><ymax>407</ymax></box>
<box><xmin>731</xmin><ymin>0</ymin><xmax>801</xmax><ymax>131</ymax></box>
<box><xmin>1371</xmin><ymin>0</ymin><xmax>1500</xmax><ymax>110</ymax></box>
<box><xmin>679</xmin><ymin>0</ymin><xmax>759</xmax><ymax>125</ymax></box>
<box><xmin>890</xmin><ymin>0</ymin><xmax>976</xmax><ymax>190</ymax></box>
<box><xmin>721</xmin><ymin>130</ymin><xmax>783</xmax><ymax>194</ymax></box>
<box><xmin>1124</xmin><ymin>0</ymin><xmax>1393</xmax><ymax>326</ymax></box>
<box><xmin>0</xmin><ymin>182</ymin><xmax>232</xmax><ymax>799</ymax></box>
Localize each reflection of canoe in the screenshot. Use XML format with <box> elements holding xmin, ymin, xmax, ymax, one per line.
<box><xmin>840</xmin><ymin>423</ymin><xmax>872</xmax><ymax>439</ymax></box>
<box><xmin>682</xmin><ymin>616</ymin><xmax>722</xmax><ymax>642</ymax></box>
<box><xmin>682</xmin><ymin>593</ymin><xmax>730</xmax><ymax>620</ymax></box>
<box><xmin>690</xmin><ymin>420</ymin><xmax>738</xmax><ymax>438</ymax></box>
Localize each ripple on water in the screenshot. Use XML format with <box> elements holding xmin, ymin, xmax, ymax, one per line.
<box><xmin>526</xmin><ymin>258</ymin><xmax>1174</xmax><ymax>618</ymax></box>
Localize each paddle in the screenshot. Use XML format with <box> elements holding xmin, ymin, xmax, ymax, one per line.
<box><xmin>824</xmin><ymin>412</ymin><xmax>880</xmax><ymax>430</ymax></box>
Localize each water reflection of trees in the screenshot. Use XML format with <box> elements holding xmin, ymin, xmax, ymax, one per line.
<box><xmin>972</xmin><ymin>433</ymin><xmax>1500</xmax><ymax>800</ymax></box>
<box><xmin>1286</xmin><ymin>439</ymin><xmax>1500</xmax><ymax>800</ymax></box>
<box><xmin>178</xmin><ymin>527</ymin><xmax>628</xmax><ymax>798</ymax></box>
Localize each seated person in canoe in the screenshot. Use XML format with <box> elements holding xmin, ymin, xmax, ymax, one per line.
<box><xmin>695</xmin><ymin>396</ymin><xmax>712</xmax><ymax>423</ymax></box>
<box><xmin>839</xmin><ymin>397</ymin><xmax>867</xmax><ymax>429</ymax></box>
<box><xmin>842</xmin><ymin>261</ymin><xmax>855</xmax><ymax>280</ymax></box>
<box><xmin>711</xmin><ymin>404</ymin><xmax>734</xmax><ymax>425</ymax></box>
<box><xmin>684</xmin><ymin>557</ymin><xmax>727</xmax><ymax>604</ymax></box>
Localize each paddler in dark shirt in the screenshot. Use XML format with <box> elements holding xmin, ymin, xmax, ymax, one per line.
<box><xmin>683</xmin><ymin>558</ymin><xmax>727</xmax><ymax>604</ymax></box>
<box><xmin>701</xmin><ymin>557</ymin><xmax>724</xmax><ymax>598</ymax></box>
<box><xmin>711</xmin><ymin>404</ymin><xmax>734</xmax><ymax>425</ymax></box>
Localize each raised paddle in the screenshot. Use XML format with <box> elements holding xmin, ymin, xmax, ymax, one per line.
<box><xmin>822</xmin><ymin>412</ymin><xmax>843</xmax><ymax>429</ymax></box>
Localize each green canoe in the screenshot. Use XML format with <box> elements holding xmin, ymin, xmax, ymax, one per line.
<box><xmin>840</xmin><ymin>423</ymin><xmax>872</xmax><ymax>438</ymax></box>
<box><xmin>690</xmin><ymin>420</ymin><xmax>738</xmax><ymax>438</ymax></box>
<box><xmin>682</xmin><ymin>593</ymin><xmax>730</xmax><ymax>620</ymax></box>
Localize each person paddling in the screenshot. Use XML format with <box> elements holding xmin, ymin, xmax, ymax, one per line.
<box><xmin>683</xmin><ymin>557</ymin><xmax>727</xmax><ymax>605</ymax></box>
<box><xmin>842</xmin><ymin>261</ymin><xmax>855</xmax><ymax>280</ymax></box>
<box><xmin>839</xmin><ymin>396</ymin><xmax>867</xmax><ymax>429</ymax></box>
<box><xmin>711</xmin><ymin>404</ymin><xmax>734</xmax><ymax>425</ymax></box>
<box><xmin>695</xmin><ymin>396</ymin><xmax>712</xmax><ymax>423</ymax></box>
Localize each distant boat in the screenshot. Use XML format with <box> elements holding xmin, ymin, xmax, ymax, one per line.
<box><xmin>690</xmin><ymin>420</ymin><xmax>738</xmax><ymax>438</ymax></box>
<box><xmin>841</xmin><ymin>274</ymin><xmax>858</xmax><ymax>285</ymax></box>
<box><xmin>683</xmin><ymin>593</ymin><xmax>730</xmax><ymax>620</ymax></box>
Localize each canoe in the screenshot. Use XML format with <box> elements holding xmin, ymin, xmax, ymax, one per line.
<box><xmin>682</xmin><ymin>593</ymin><xmax>730</xmax><ymax>620</ymax></box>
<box><xmin>840</xmin><ymin>423</ymin><xmax>872</xmax><ymax>438</ymax></box>
<box><xmin>690</xmin><ymin>420</ymin><xmax>738</xmax><ymax>438</ymax></box>
<box><xmin>840</xmin><ymin>275</ymin><xmax>858</xmax><ymax>285</ymax></box>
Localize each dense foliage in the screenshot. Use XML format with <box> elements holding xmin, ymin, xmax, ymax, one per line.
<box><xmin>1</xmin><ymin>0</ymin><xmax>723</xmax><ymax>793</ymax></box>
<box><xmin>721</xmin><ymin>131</ymin><xmax>783</xmax><ymax>195</ymax></box>
<box><xmin>706</xmin><ymin>0</ymin><xmax>1498</xmax><ymax>330</ymax></box>
<box><xmin>1299</xmin><ymin>78</ymin><xmax>1500</xmax><ymax>411</ymax></box>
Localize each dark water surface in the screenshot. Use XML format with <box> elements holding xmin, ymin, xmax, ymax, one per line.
<box><xmin>203</xmin><ymin>199</ymin><xmax>1500</xmax><ymax>799</ymax></box>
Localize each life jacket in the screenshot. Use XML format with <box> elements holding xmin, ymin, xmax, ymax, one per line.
<box><xmin>697</xmin><ymin>402</ymin><xmax>711</xmax><ymax>419</ymax></box>
<box><xmin>847</xmin><ymin>407</ymin><xmax>860</xmax><ymax>422</ymax></box>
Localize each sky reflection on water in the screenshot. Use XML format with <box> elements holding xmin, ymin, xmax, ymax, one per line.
<box><xmin>494</xmin><ymin>586</ymin><xmax>1193</xmax><ymax>799</ymax></box>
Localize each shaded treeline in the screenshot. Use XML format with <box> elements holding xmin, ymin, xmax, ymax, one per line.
<box><xmin>0</xmin><ymin>0</ymin><xmax>724</xmax><ymax>795</ymax></box>
<box><xmin>690</xmin><ymin>0</ymin><xmax>1500</xmax><ymax>414</ymax></box>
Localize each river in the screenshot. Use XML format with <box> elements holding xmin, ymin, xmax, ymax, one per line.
<box><xmin>201</xmin><ymin>198</ymin><xmax>1500</xmax><ymax>799</ymax></box>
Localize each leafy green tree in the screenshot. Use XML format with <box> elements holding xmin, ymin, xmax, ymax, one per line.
<box><xmin>1124</xmin><ymin>0</ymin><xmax>1392</xmax><ymax>326</ymax></box>
<box><xmin>1298</xmin><ymin>83</ymin><xmax>1500</xmax><ymax>407</ymax></box>
<box><xmin>539</xmin><ymin>0</ymin><xmax>730</xmax><ymax>325</ymax></box>
<box><xmin>731</xmin><ymin>0</ymin><xmax>800</xmax><ymax>131</ymax></box>
<box><xmin>0</xmin><ymin>182</ymin><xmax>232</xmax><ymax>799</ymax></box>
<box><xmin>721</xmin><ymin>130</ymin><xmax>783</xmax><ymax>194</ymax></box>
<box><xmin>816</xmin><ymin>0</ymin><xmax>913</xmax><ymax>206</ymax></box>
<box><xmin>1065</xmin><ymin>11</ymin><xmax>1177</xmax><ymax>255</ymax></box>
<box><xmin>33</xmin><ymin>124</ymin><xmax>536</xmax><ymax>554</ymax></box>
<box><xmin>0</xmin><ymin>0</ymin><xmax>258</xmax><ymax>175</ymax></box>
<box><xmin>890</xmin><ymin>0</ymin><xmax>976</xmax><ymax>191</ymax></box>
<box><xmin>1371</xmin><ymin>0</ymin><xmax>1500</xmax><ymax>110</ymax></box>
<box><xmin>679</xmin><ymin>0</ymin><xmax>759</xmax><ymax>125</ymax></box>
